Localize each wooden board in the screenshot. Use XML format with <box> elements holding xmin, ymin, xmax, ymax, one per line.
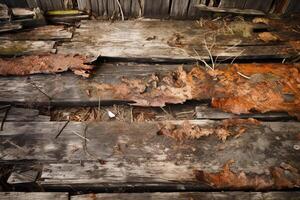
<box><xmin>1</xmin><ymin>120</ymin><xmax>299</xmax><ymax>190</ymax></box>
<box><xmin>0</xmin><ymin>40</ymin><xmax>56</xmax><ymax>56</ymax></box>
<box><xmin>58</xmin><ymin>20</ymin><xmax>296</xmax><ymax>62</ymax></box>
<box><xmin>143</xmin><ymin>0</ymin><xmax>170</xmax><ymax>18</ymax></box>
<box><xmin>71</xmin><ymin>192</ymin><xmax>300</xmax><ymax>200</ymax></box>
<box><xmin>170</xmin><ymin>0</ymin><xmax>190</xmax><ymax>18</ymax></box>
<box><xmin>195</xmin><ymin>105</ymin><xmax>292</xmax><ymax>120</ymax></box>
<box><xmin>244</xmin><ymin>0</ymin><xmax>274</xmax><ymax>12</ymax></box>
<box><xmin>0</xmin><ymin>25</ymin><xmax>73</xmax><ymax>41</ymax></box>
<box><xmin>0</xmin><ymin>192</ymin><xmax>68</xmax><ymax>200</ymax></box>
<box><xmin>0</xmin><ymin>106</ymin><xmax>50</xmax><ymax>122</ymax></box>
<box><xmin>195</xmin><ymin>5</ymin><xmax>266</xmax><ymax>15</ymax></box>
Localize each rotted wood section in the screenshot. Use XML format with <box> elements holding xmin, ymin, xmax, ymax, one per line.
<box><xmin>1</xmin><ymin>192</ymin><xmax>299</xmax><ymax>200</ymax></box>
<box><xmin>57</xmin><ymin>20</ymin><xmax>298</xmax><ymax>62</ymax></box>
<box><xmin>0</xmin><ymin>120</ymin><xmax>299</xmax><ymax>191</ymax></box>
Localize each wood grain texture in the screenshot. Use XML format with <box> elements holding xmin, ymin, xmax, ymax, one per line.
<box><xmin>58</xmin><ymin>20</ymin><xmax>296</xmax><ymax>62</ymax></box>
<box><xmin>0</xmin><ymin>107</ymin><xmax>50</xmax><ymax>122</ymax></box>
<box><xmin>244</xmin><ymin>0</ymin><xmax>274</xmax><ymax>12</ymax></box>
<box><xmin>143</xmin><ymin>0</ymin><xmax>170</xmax><ymax>18</ymax></box>
<box><xmin>0</xmin><ymin>25</ymin><xmax>72</xmax><ymax>41</ymax></box>
<box><xmin>195</xmin><ymin>105</ymin><xmax>291</xmax><ymax>120</ymax></box>
<box><xmin>170</xmin><ymin>0</ymin><xmax>190</xmax><ymax>18</ymax></box>
<box><xmin>1</xmin><ymin>120</ymin><xmax>299</xmax><ymax>191</ymax></box>
<box><xmin>0</xmin><ymin>192</ymin><xmax>68</xmax><ymax>200</ymax></box>
<box><xmin>71</xmin><ymin>192</ymin><xmax>300</xmax><ymax>200</ymax></box>
<box><xmin>0</xmin><ymin>40</ymin><xmax>56</xmax><ymax>56</ymax></box>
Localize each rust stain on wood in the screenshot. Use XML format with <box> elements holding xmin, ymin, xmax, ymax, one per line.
<box><xmin>158</xmin><ymin>118</ymin><xmax>260</xmax><ymax>142</ymax></box>
<box><xmin>88</xmin><ymin>64</ymin><xmax>300</xmax><ymax>118</ymax></box>
<box><xmin>194</xmin><ymin>160</ymin><xmax>300</xmax><ymax>190</ymax></box>
<box><xmin>0</xmin><ymin>54</ymin><xmax>95</xmax><ymax>78</ymax></box>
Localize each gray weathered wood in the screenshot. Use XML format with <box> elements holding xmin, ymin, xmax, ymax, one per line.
<box><xmin>0</xmin><ymin>192</ymin><xmax>68</xmax><ymax>200</ymax></box>
<box><xmin>71</xmin><ymin>192</ymin><xmax>300</xmax><ymax>200</ymax></box>
<box><xmin>0</xmin><ymin>25</ymin><xmax>72</xmax><ymax>41</ymax></box>
<box><xmin>0</xmin><ymin>3</ymin><xmax>10</xmax><ymax>21</ymax></box>
<box><xmin>58</xmin><ymin>20</ymin><xmax>296</xmax><ymax>62</ymax></box>
<box><xmin>0</xmin><ymin>40</ymin><xmax>56</xmax><ymax>56</ymax></box>
<box><xmin>51</xmin><ymin>0</ymin><xmax>64</xmax><ymax>10</ymax></box>
<box><xmin>0</xmin><ymin>120</ymin><xmax>299</xmax><ymax>190</ymax></box>
<box><xmin>143</xmin><ymin>0</ymin><xmax>170</xmax><ymax>18</ymax></box>
<box><xmin>26</xmin><ymin>0</ymin><xmax>38</xmax><ymax>8</ymax></box>
<box><xmin>0</xmin><ymin>107</ymin><xmax>50</xmax><ymax>122</ymax></box>
<box><xmin>170</xmin><ymin>0</ymin><xmax>190</xmax><ymax>18</ymax></box>
<box><xmin>195</xmin><ymin>105</ymin><xmax>292</xmax><ymax>120</ymax></box>
<box><xmin>195</xmin><ymin>4</ymin><xmax>266</xmax><ymax>15</ymax></box>
<box><xmin>244</xmin><ymin>0</ymin><xmax>274</xmax><ymax>12</ymax></box>
<box><xmin>7</xmin><ymin>169</ymin><xmax>39</xmax><ymax>184</ymax></box>
<box><xmin>78</xmin><ymin>0</ymin><xmax>91</xmax><ymax>12</ymax></box>
<box><xmin>131</xmin><ymin>0</ymin><xmax>142</xmax><ymax>17</ymax></box>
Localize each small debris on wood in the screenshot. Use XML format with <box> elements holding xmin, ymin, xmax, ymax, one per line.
<box><xmin>258</xmin><ymin>32</ymin><xmax>280</xmax><ymax>43</ymax></box>
<box><xmin>194</xmin><ymin>160</ymin><xmax>300</xmax><ymax>190</ymax></box>
<box><xmin>0</xmin><ymin>54</ymin><xmax>95</xmax><ymax>77</ymax></box>
<box><xmin>87</xmin><ymin>64</ymin><xmax>300</xmax><ymax>119</ymax></box>
<box><xmin>167</xmin><ymin>33</ymin><xmax>185</xmax><ymax>47</ymax></box>
<box><xmin>252</xmin><ymin>17</ymin><xmax>270</xmax><ymax>25</ymax></box>
<box><xmin>158</xmin><ymin>119</ymin><xmax>260</xmax><ymax>142</ymax></box>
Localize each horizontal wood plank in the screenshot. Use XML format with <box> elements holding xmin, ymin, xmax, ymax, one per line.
<box><xmin>71</xmin><ymin>192</ymin><xmax>300</xmax><ymax>200</ymax></box>
<box><xmin>0</xmin><ymin>40</ymin><xmax>56</xmax><ymax>56</ymax></box>
<box><xmin>0</xmin><ymin>120</ymin><xmax>299</xmax><ymax>190</ymax></box>
<box><xmin>58</xmin><ymin>20</ymin><xmax>296</xmax><ymax>62</ymax></box>
<box><xmin>0</xmin><ymin>25</ymin><xmax>73</xmax><ymax>41</ymax></box>
<box><xmin>0</xmin><ymin>192</ymin><xmax>68</xmax><ymax>200</ymax></box>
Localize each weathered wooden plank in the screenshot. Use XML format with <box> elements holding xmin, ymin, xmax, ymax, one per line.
<box><xmin>0</xmin><ymin>3</ymin><xmax>10</xmax><ymax>21</ymax></box>
<box><xmin>0</xmin><ymin>23</ymin><xmax>22</xmax><ymax>33</ymax></box>
<box><xmin>120</xmin><ymin>0</ymin><xmax>132</xmax><ymax>17</ymax></box>
<box><xmin>44</xmin><ymin>0</ymin><xmax>54</xmax><ymax>11</ymax></box>
<box><xmin>244</xmin><ymin>0</ymin><xmax>274</xmax><ymax>12</ymax></box>
<box><xmin>71</xmin><ymin>192</ymin><xmax>300</xmax><ymax>200</ymax></box>
<box><xmin>1</xmin><ymin>120</ymin><xmax>299</xmax><ymax>190</ymax></box>
<box><xmin>78</xmin><ymin>0</ymin><xmax>91</xmax><ymax>12</ymax></box>
<box><xmin>26</xmin><ymin>0</ymin><xmax>38</xmax><ymax>8</ymax></box>
<box><xmin>131</xmin><ymin>0</ymin><xmax>142</xmax><ymax>17</ymax></box>
<box><xmin>170</xmin><ymin>0</ymin><xmax>190</xmax><ymax>18</ymax></box>
<box><xmin>0</xmin><ymin>106</ymin><xmax>50</xmax><ymax>122</ymax></box>
<box><xmin>107</xmin><ymin>0</ymin><xmax>118</xmax><ymax>18</ymax></box>
<box><xmin>51</xmin><ymin>0</ymin><xmax>64</xmax><ymax>10</ymax></box>
<box><xmin>0</xmin><ymin>40</ymin><xmax>56</xmax><ymax>56</ymax></box>
<box><xmin>0</xmin><ymin>25</ymin><xmax>73</xmax><ymax>41</ymax></box>
<box><xmin>195</xmin><ymin>5</ymin><xmax>266</xmax><ymax>15</ymax></box>
<box><xmin>58</xmin><ymin>20</ymin><xmax>296</xmax><ymax>61</ymax></box>
<box><xmin>143</xmin><ymin>0</ymin><xmax>170</xmax><ymax>18</ymax></box>
<box><xmin>187</xmin><ymin>0</ymin><xmax>205</xmax><ymax>18</ymax></box>
<box><xmin>90</xmin><ymin>0</ymin><xmax>99</xmax><ymax>16</ymax></box>
<box><xmin>195</xmin><ymin>105</ymin><xmax>292</xmax><ymax>120</ymax></box>
<box><xmin>0</xmin><ymin>192</ymin><xmax>68</xmax><ymax>200</ymax></box>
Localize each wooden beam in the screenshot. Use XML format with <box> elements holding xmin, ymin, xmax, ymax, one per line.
<box><xmin>71</xmin><ymin>192</ymin><xmax>300</xmax><ymax>200</ymax></box>
<box><xmin>0</xmin><ymin>120</ymin><xmax>299</xmax><ymax>190</ymax></box>
<box><xmin>0</xmin><ymin>193</ymin><xmax>68</xmax><ymax>200</ymax></box>
<box><xmin>58</xmin><ymin>20</ymin><xmax>296</xmax><ymax>61</ymax></box>
<box><xmin>195</xmin><ymin>5</ymin><xmax>266</xmax><ymax>15</ymax></box>
<box><xmin>0</xmin><ymin>40</ymin><xmax>56</xmax><ymax>56</ymax></box>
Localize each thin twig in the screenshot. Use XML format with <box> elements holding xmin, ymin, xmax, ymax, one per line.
<box><xmin>204</xmin><ymin>39</ymin><xmax>215</xmax><ymax>70</ymax></box>
<box><xmin>55</xmin><ymin>121</ymin><xmax>70</xmax><ymax>139</ymax></box>
<box><xmin>237</xmin><ymin>71</ymin><xmax>251</xmax><ymax>80</ymax></box>
<box><xmin>72</xmin><ymin>131</ymin><xmax>90</xmax><ymax>142</ymax></box>
<box><xmin>192</xmin><ymin>48</ymin><xmax>214</xmax><ymax>71</ymax></box>
<box><xmin>0</xmin><ymin>105</ymin><xmax>11</xmax><ymax>131</ymax></box>
<box><xmin>116</xmin><ymin>0</ymin><xmax>125</xmax><ymax>21</ymax></box>
<box><xmin>30</xmin><ymin>82</ymin><xmax>52</xmax><ymax>101</ymax></box>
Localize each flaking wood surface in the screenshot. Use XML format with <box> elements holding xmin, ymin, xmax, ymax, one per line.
<box><xmin>0</xmin><ymin>192</ymin><xmax>68</xmax><ymax>200</ymax></box>
<box><xmin>71</xmin><ymin>192</ymin><xmax>300</xmax><ymax>200</ymax></box>
<box><xmin>58</xmin><ymin>20</ymin><xmax>296</xmax><ymax>62</ymax></box>
<box><xmin>0</xmin><ymin>25</ymin><xmax>73</xmax><ymax>41</ymax></box>
<box><xmin>0</xmin><ymin>40</ymin><xmax>56</xmax><ymax>56</ymax></box>
<box><xmin>1</xmin><ymin>120</ymin><xmax>299</xmax><ymax>190</ymax></box>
